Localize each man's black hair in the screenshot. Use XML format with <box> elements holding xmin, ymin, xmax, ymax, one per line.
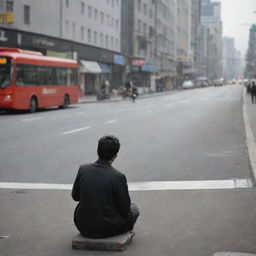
<box><xmin>97</xmin><ymin>135</ymin><xmax>120</xmax><ymax>161</ymax></box>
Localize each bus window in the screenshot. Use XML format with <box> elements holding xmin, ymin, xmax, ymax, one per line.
<box><xmin>23</xmin><ymin>65</ymin><xmax>37</xmax><ymax>85</ymax></box>
<box><xmin>37</xmin><ymin>66</ymin><xmax>57</xmax><ymax>85</ymax></box>
<box><xmin>16</xmin><ymin>64</ymin><xmax>37</xmax><ymax>86</ymax></box>
<box><xmin>0</xmin><ymin>56</ymin><xmax>12</xmax><ymax>88</ymax></box>
<box><xmin>57</xmin><ymin>67</ymin><xmax>67</xmax><ymax>85</ymax></box>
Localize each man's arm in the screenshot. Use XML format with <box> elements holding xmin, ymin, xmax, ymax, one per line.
<box><xmin>72</xmin><ymin>167</ymin><xmax>81</xmax><ymax>201</ymax></box>
<box><xmin>113</xmin><ymin>174</ymin><xmax>131</xmax><ymax>218</ymax></box>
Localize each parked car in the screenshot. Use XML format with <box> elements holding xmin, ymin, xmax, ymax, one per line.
<box><xmin>182</xmin><ymin>80</ymin><xmax>194</xmax><ymax>89</ymax></box>
<box><xmin>213</xmin><ymin>78</ymin><xmax>224</xmax><ymax>86</ymax></box>
<box><xmin>196</xmin><ymin>77</ymin><xmax>209</xmax><ymax>88</ymax></box>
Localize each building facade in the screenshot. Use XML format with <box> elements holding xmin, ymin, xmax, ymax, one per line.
<box><xmin>200</xmin><ymin>0</ymin><xmax>223</xmax><ymax>80</ymax></box>
<box><xmin>121</xmin><ymin>0</ymin><xmax>177</xmax><ymax>92</ymax></box>
<box><xmin>176</xmin><ymin>0</ymin><xmax>191</xmax><ymax>84</ymax></box>
<box><xmin>245</xmin><ymin>24</ymin><xmax>256</xmax><ymax>79</ymax></box>
<box><xmin>0</xmin><ymin>0</ymin><xmax>126</xmax><ymax>94</ymax></box>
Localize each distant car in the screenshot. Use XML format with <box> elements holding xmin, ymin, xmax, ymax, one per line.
<box><xmin>182</xmin><ymin>80</ymin><xmax>194</xmax><ymax>89</ymax></box>
<box><xmin>213</xmin><ymin>78</ymin><xmax>224</xmax><ymax>86</ymax></box>
<box><xmin>196</xmin><ymin>77</ymin><xmax>209</xmax><ymax>88</ymax></box>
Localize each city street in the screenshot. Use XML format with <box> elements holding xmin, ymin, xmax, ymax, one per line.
<box><xmin>1</xmin><ymin>85</ymin><xmax>256</xmax><ymax>256</ymax></box>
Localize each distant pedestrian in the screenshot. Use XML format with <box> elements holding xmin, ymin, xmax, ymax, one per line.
<box><xmin>251</xmin><ymin>82</ymin><xmax>256</xmax><ymax>103</ymax></box>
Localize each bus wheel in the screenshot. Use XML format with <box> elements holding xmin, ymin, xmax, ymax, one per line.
<box><xmin>60</xmin><ymin>94</ymin><xmax>69</xmax><ymax>109</ymax></box>
<box><xmin>29</xmin><ymin>97</ymin><xmax>37</xmax><ymax>113</ymax></box>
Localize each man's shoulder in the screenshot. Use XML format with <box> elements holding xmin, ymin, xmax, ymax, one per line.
<box><xmin>78</xmin><ymin>163</ymin><xmax>95</xmax><ymax>173</ymax></box>
<box><xmin>111</xmin><ymin>167</ymin><xmax>126</xmax><ymax>180</ymax></box>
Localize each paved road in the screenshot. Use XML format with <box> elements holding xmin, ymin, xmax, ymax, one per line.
<box><xmin>1</xmin><ymin>85</ymin><xmax>256</xmax><ymax>256</ymax></box>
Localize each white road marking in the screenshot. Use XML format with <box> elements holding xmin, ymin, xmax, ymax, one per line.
<box><xmin>243</xmin><ymin>89</ymin><xmax>256</xmax><ymax>180</ymax></box>
<box><xmin>62</xmin><ymin>126</ymin><xmax>91</xmax><ymax>135</ymax></box>
<box><xmin>146</xmin><ymin>110</ymin><xmax>153</xmax><ymax>114</ymax></box>
<box><xmin>106</xmin><ymin>120</ymin><xmax>117</xmax><ymax>124</ymax></box>
<box><xmin>75</xmin><ymin>111</ymin><xmax>86</xmax><ymax>115</ymax></box>
<box><xmin>0</xmin><ymin>179</ymin><xmax>253</xmax><ymax>191</ymax></box>
<box><xmin>0</xmin><ymin>235</ymin><xmax>10</xmax><ymax>239</ymax></box>
<box><xmin>21</xmin><ymin>117</ymin><xmax>43</xmax><ymax>122</ymax></box>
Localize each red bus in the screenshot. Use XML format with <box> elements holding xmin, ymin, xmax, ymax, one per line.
<box><xmin>0</xmin><ymin>47</ymin><xmax>79</xmax><ymax>112</ymax></box>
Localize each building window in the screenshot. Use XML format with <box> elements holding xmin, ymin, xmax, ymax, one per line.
<box><xmin>115</xmin><ymin>38</ymin><xmax>118</xmax><ymax>49</ymax></box>
<box><xmin>88</xmin><ymin>29</ymin><xmax>91</xmax><ymax>43</ymax></box>
<box><xmin>94</xmin><ymin>9</ymin><xmax>97</xmax><ymax>20</ymax></box>
<box><xmin>143</xmin><ymin>3</ymin><xmax>147</xmax><ymax>15</ymax></box>
<box><xmin>111</xmin><ymin>17</ymin><xmax>114</xmax><ymax>27</ymax></box>
<box><xmin>137</xmin><ymin>0</ymin><xmax>141</xmax><ymax>11</ymax></box>
<box><xmin>115</xmin><ymin>19</ymin><xmax>119</xmax><ymax>30</ymax></box>
<box><xmin>138</xmin><ymin>19</ymin><xmax>141</xmax><ymax>33</ymax></box>
<box><xmin>72</xmin><ymin>23</ymin><xmax>76</xmax><ymax>39</ymax></box>
<box><xmin>149</xmin><ymin>8</ymin><xmax>153</xmax><ymax>19</ymax></box>
<box><xmin>111</xmin><ymin>36</ymin><xmax>114</xmax><ymax>48</ymax></box>
<box><xmin>81</xmin><ymin>26</ymin><xmax>84</xmax><ymax>41</ymax></box>
<box><xmin>65</xmin><ymin>20</ymin><xmax>69</xmax><ymax>34</ymax></box>
<box><xmin>81</xmin><ymin>2</ymin><xmax>85</xmax><ymax>15</ymax></box>
<box><xmin>143</xmin><ymin>23</ymin><xmax>147</xmax><ymax>35</ymax></box>
<box><xmin>6</xmin><ymin>0</ymin><xmax>13</xmax><ymax>12</ymax></box>
<box><xmin>24</xmin><ymin>5</ymin><xmax>30</xmax><ymax>25</ymax></box>
<box><xmin>107</xmin><ymin>14</ymin><xmax>110</xmax><ymax>26</ymax></box>
<box><xmin>112</xmin><ymin>0</ymin><xmax>114</xmax><ymax>7</ymax></box>
<box><xmin>116</xmin><ymin>0</ymin><xmax>119</xmax><ymax>6</ymax></box>
<box><xmin>94</xmin><ymin>31</ymin><xmax>97</xmax><ymax>45</ymax></box>
<box><xmin>88</xmin><ymin>6</ymin><xmax>92</xmax><ymax>18</ymax></box>
<box><xmin>101</xmin><ymin>12</ymin><xmax>104</xmax><ymax>23</ymax></box>
<box><xmin>106</xmin><ymin>35</ymin><xmax>109</xmax><ymax>48</ymax></box>
<box><xmin>66</xmin><ymin>0</ymin><xmax>69</xmax><ymax>8</ymax></box>
<box><xmin>100</xmin><ymin>33</ymin><xmax>103</xmax><ymax>46</ymax></box>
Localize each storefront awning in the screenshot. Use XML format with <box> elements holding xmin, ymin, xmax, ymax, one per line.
<box><xmin>80</xmin><ymin>60</ymin><xmax>101</xmax><ymax>73</ymax></box>
<box><xmin>99</xmin><ymin>63</ymin><xmax>112</xmax><ymax>73</ymax></box>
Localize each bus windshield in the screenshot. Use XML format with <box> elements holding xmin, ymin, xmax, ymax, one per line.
<box><xmin>0</xmin><ymin>56</ymin><xmax>12</xmax><ymax>89</ymax></box>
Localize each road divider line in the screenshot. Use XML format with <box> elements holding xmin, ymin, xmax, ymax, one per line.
<box><xmin>21</xmin><ymin>117</ymin><xmax>43</xmax><ymax>122</ymax></box>
<box><xmin>62</xmin><ymin>126</ymin><xmax>91</xmax><ymax>135</ymax></box>
<box><xmin>0</xmin><ymin>179</ymin><xmax>252</xmax><ymax>191</ymax></box>
<box><xmin>106</xmin><ymin>120</ymin><xmax>117</xmax><ymax>124</ymax></box>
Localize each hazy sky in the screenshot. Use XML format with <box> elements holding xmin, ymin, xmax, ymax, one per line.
<box><xmin>219</xmin><ymin>0</ymin><xmax>256</xmax><ymax>59</ymax></box>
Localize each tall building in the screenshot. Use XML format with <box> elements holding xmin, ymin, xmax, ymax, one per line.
<box><xmin>176</xmin><ymin>0</ymin><xmax>191</xmax><ymax>84</ymax></box>
<box><xmin>190</xmin><ymin>0</ymin><xmax>201</xmax><ymax>76</ymax></box>
<box><xmin>245</xmin><ymin>24</ymin><xmax>256</xmax><ymax>79</ymax></box>
<box><xmin>121</xmin><ymin>0</ymin><xmax>177</xmax><ymax>91</ymax></box>
<box><xmin>199</xmin><ymin>0</ymin><xmax>222</xmax><ymax>80</ymax></box>
<box><xmin>222</xmin><ymin>36</ymin><xmax>242</xmax><ymax>80</ymax></box>
<box><xmin>0</xmin><ymin>0</ymin><xmax>126</xmax><ymax>94</ymax></box>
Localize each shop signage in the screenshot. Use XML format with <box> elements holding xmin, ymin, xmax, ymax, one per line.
<box><xmin>114</xmin><ymin>54</ymin><xmax>124</xmax><ymax>65</ymax></box>
<box><xmin>32</xmin><ymin>36</ymin><xmax>55</xmax><ymax>47</ymax></box>
<box><xmin>132</xmin><ymin>58</ymin><xmax>145</xmax><ymax>66</ymax></box>
<box><xmin>0</xmin><ymin>12</ymin><xmax>14</xmax><ymax>23</ymax></box>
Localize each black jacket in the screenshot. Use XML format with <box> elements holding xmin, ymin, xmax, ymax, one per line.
<box><xmin>72</xmin><ymin>159</ymin><xmax>131</xmax><ymax>238</ymax></box>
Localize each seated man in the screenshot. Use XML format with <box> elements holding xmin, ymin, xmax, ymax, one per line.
<box><xmin>72</xmin><ymin>135</ymin><xmax>139</xmax><ymax>238</ymax></box>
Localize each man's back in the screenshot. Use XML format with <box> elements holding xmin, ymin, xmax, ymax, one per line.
<box><xmin>72</xmin><ymin>159</ymin><xmax>131</xmax><ymax>238</ymax></box>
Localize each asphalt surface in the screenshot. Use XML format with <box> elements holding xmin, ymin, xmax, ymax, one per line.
<box><xmin>0</xmin><ymin>84</ymin><xmax>256</xmax><ymax>256</ymax></box>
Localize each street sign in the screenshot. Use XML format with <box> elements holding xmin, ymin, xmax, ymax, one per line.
<box><xmin>0</xmin><ymin>12</ymin><xmax>14</xmax><ymax>23</ymax></box>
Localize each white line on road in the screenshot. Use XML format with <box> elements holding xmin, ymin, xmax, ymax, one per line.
<box><xmin>62</xmin><ymin>126</ymin><xmax>91</xmax><ymax>135</ymax></box>
<box><xmin>21</xmin><ymin>117</ymin><xmax>43</xmax><ymax>122</ymax></box>
<box><xmin>106</xmin><ymin>120</ymin><xmax>117</xmax><ymax>124</ymax></box>
<box><xmin>0</xmin><ymin>179</ymin><xmax>253</xmax><ymax>191</ymax></box>
<box><xmin>75</xmin><ymin>111</ymin><xmax>86</xmax><ymax>115</ymax></box>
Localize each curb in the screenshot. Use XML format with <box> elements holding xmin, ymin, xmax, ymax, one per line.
<box><xmin>242</xmin><ymin>88</ymin><xmax>256</xmax><ymax>185</ymax></box>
